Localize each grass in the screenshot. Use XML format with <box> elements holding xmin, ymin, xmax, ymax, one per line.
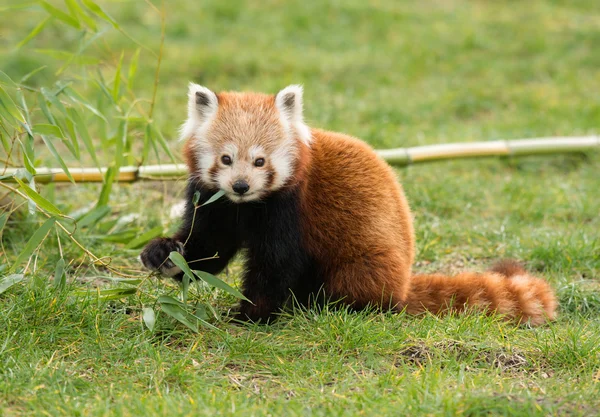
<box><xmin>1</xmin><ymin>0</ymin><xmax>600</xmax><ymax>415</ymax></box>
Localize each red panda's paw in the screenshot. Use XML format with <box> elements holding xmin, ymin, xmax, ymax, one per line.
<box><xmin>139</xmin><ymin>237</ymin><xmax>185</xmax><ymax>277</ymax></box>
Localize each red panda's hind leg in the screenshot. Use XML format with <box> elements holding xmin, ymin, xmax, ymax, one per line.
<box><xmin>324</xmin><ymin>249</ymin><xmax>411</xmax><ymax>311</ymax></box>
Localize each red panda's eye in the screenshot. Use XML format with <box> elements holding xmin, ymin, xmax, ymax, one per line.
<box><xmin>254</xmin><ymin>158</ymin><xmax>265</xmax><ymax>167</ymax></box>
<box><xmin>221</xmin><ymin>155</ymin><xmax>232</xmax><ymax>165</ymax></box>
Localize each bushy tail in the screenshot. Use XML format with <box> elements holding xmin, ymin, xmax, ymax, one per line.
<box><xmin>405</xmin><ymin>260</ymin><xmax>557</xmax><ymax>325</ymax></box>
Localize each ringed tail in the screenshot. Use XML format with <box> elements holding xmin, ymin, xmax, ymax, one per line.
<box><xmin>404</xmin><ymin>260</ymin><xmax>558</xmax><ymax>325</ymax></box>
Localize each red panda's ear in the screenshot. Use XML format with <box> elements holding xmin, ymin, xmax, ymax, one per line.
<box><xmin>180</xmin><ymin>83</ymin><xmax>219</xmax><ymax>141</ymax></box>
<box><xmin>276</xmin><ymin>85</ymin><xmax>312</xmax><ymax>146</ymax></box>
<box><xmin>187</xmin><ymin>83</ymin><xmax>218</xmax><ymax>122</ymax></box>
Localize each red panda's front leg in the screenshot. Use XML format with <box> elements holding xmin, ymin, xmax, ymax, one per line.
<box><xmin>235</xmin><ymin>192</ymin><xmax>314</xmax><ymax>323</ymax></box>
<box><xmin>140</xmin><ymin>184</ymin><xmax>240</xmax><ymax>279</ymax></box>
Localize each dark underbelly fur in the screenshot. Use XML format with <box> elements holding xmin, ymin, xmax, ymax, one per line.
<box><xmin>141</xmin><ymin>180</ymin><xmax>322</xmax><ymax>322</ymax></box>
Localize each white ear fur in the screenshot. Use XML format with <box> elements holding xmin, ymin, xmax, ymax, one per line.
<box><xmin>179</xmin><ymin>83</ymin><xmax>218</xmax><ymax>141</ymax></box>
<box><xmin>275</xmin><ymin>85</ymin><xmax>312</xmax><ymax>146</ymax></box>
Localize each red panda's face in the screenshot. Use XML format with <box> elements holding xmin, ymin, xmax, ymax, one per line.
<box><xmin>181</xmin><ymin>84</ymin><xmax>311</xmax><ymax>203</ymax></box>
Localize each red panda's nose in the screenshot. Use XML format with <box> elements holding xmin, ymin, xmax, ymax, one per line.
<box><xmin>232</xmin><ymin>180</ymin><xmax>250</xmax><ymax>195</ymax></box>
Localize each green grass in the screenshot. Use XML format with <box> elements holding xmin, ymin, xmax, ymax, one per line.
<box><xmin>1</xmin><ymin>0</ymin><xmax>600</xmax><ymax>416</ymax></box>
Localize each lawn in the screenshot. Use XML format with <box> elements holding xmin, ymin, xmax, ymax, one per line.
<box><xmin>1</xmin><ymin>0</ymin><xmax>599</xmax><ymax>416</ymax></box>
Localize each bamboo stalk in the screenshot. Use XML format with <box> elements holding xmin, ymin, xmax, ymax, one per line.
<box><xmin>2</xmin><ymin>136</ymin><xmax>599</xmax><ymax>183</ymax></box>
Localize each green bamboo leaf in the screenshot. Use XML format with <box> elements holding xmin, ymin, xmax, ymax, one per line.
<box><xmin>160</xmin><ymin>301</ymin><xmax>198</xmax><ymax>332</ymax></box>
<box><xmin>124</xmin><ymin>226</ymin><xmax>163</xmax><ymax>250</ymax></box>
<box><xmin>63</xmin><ymin>117</ymin><xmax>80</xmax><ymax>159</ymax></box>
<box><xmin>54</xmin><ymin>258</ymin><xmax>66</xmax><ymax>290</ymax></box>
<box><xmin>0</xmin><ymin>274</ymin><xmax>25</xmax><ymax>295</ymax></box>
<box><xmin>10</xmin><ymin>218</ymin><xmax>56</xmax><ymax>273</ymax></box>
<box><xmin>16</xmin><ymin>90</ymin><xmax>31</xmax><ymax>127</ymax></box>
<box><xmin>193</xmin><ymin>270</ymin><xmax>250</xmax><ymax>302</ymax></box>
<box><xmin>77</xmin><ymin>205</ymin><xmax>111</xmax><ymax>228</ymax></box>
<box><xmin>201</xmin><ymin>190</ymin><xmax>225</xmax><ymax>207</ymax></box>
<box><xmin>142</xmin><ymin>307</ymin><xmax>155</xmax><ymax>331</ymax></box>
<box><xmin>158</xmin><ymin>295</ymin><xmax>218</xmax><ymax>331</ymax></box>
<box><xmin>127</xmin><ymin>48</ymin><xmax>140</xmax><ymax>91</ymax></box>
<box><xmin>97</xmin><ymin>166</ymin><xmax>116</xmax><ymax>207</ymax></box>
<box><xmin>14</xmin><ymin>178</ymin><xmax>62</xmax><ymax>215</ymax></box>
<box><xmin>72</xmin><ymin>287</ymin><xmax>136</xmax><ymax>300</ymax></box>
<box><xmin>0</xmin><ymin>85</ymin><xmax>25</xmax><ymax>123</ymax></box>
<box><xmin>63</xmin><ymin>87</ymin><xmax>107</xmax><ymax>122</ymax></box>
<box><xmin>16</xmin><ymin>16</ymin><xmax>52</xmax><ymax>49</ymax></box>
<box><xmin>33</xmin><ymin>123</ymin><xmax>65</xmax><ymax>138</ymax></box>
<box><xmin>40</xmin><ymin>87</ymin><xmax>68</xmax><ymax>116</ymax></box>
<box><xmin>150</xmin><ymin>123</ymin><xmax>176</xmax><ymax>162</ymax></box>
<box><xmin>168</xmin><ymin>252</ymin><xmax>194</xmax><ymax>282</ymax></box>
<box><xmin>81</xmin><ymin>0</ymin><xmax>119</xmax><ymax>28</ymax></box>
<box><xmin>0</xmin><ymin>70</ymin><xmax>17</xmax><ymax>87</ymax></box>
<box><xmin>40</xmin><ymin>1</ymin><xmax>80</xmax><ymax>29</ymax></box>
<box><xmin>20</xmin><ymin>65</ymin><xmax>48</xmax><ymax>84</ymax></box>
<box><xmin>40</xmin><ymin>135</ymin><xmax>75</xmax><ymax>183</ymax></box>
<box><xmin>112</xmin><ymin>51</ymin><xmax>124</xmax><ymax>102</ymax></box>
<box><xmin>64</xmin><ymin>0</ymin><xmax>96</xmax><ymax>31</ymax></box>
<box><xmin>67</xmin><ymin>107</ymin><xmax>100</xmax><ymax>168</ymax></box>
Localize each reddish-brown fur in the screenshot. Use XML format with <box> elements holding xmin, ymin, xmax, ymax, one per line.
<box><xmin>182</xmin><ymin>91</ymin><xmax>558</xmax><ymax>326</ymax></box>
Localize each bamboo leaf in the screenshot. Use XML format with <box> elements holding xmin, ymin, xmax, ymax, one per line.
<box><xmin>168</xmin><ymin>252</ymin><xmax>194</xmax><ymax>282</ymax></box>
<box><xmin>0</xmin><ymin>70</ymin><xmax>18</xmax><ymax>87</ymax></box>
<box><xmin>40</xmin><ymin>135</ymin><xmax>75</xmax><ymax>183</ymax></box>
<box><xmin>10</xmin><ymin>218</ymin><xmax>56</xmax><ymax>273</ymax></box>
<box><xmin>40</xmin><ymin>87</ymin><xmax>68</xmax><ymax>116</ymax></box>
<box><xmin>67</xmin><ymin>107</ymin><xmax>100</xmax><ymax>169</ymax></box>
<box><xmin>0</xmin><ymin>274</ymin><xmax>25</xmax><ymax>295</ymax></box>
<box><xmin>14</xmin><ymin>178</ymin><xmax>62</xmax><ymax>215</ymax></box>
<box><xmin>201</xmin><ymin>190</ymin><xmax>225</xmax><ymax>207</ymax></box>
<box><xmin>20</xmin><ymin>66</ymin><xmax>48</xmax><ymax>83</ymax></box>
<box><xmin>62</xmin><ymin>87</ymin><xmax>107</xmax><ymax>122</ymax></box>
<box><xmin>159</xmin><ymin>300</ymin><xmax>198</xmax><ymax>332</ymax></box>
<box><xmin>97</xmin><ymin>166</ymin><xmax>116</xmax><ymax>207</ymax></box>
<box><xmin>142</xmin><ymin>307</ymin><xmax>155</xmax><ymax>331</ymax></box>
<box><xmin>33</xmin><ymin>123</ymin><xmax>65</xmax><ymax>138</ymax></box>
<box><xmin>16</xmin><ymin>16</ymin><xmax>52</xmax><ymax>49</ymax></box>
<box><xmin>40</xmin><ymin>1</ymin><xmax>80</xmax><ymax>29</ymax></box>
<box><xmin>112</xmin><ymin>51</ymin><xmax>124</xmax><ymax>102</ymax></box>
<box><xmin>72</xmin><ymin>287</ymin><xmax>137</xmax><ymax>301</ymax></box>
<box><xmin>124</xmin><ymin>226</ymin><xmax>164</xmax><ymax>250</ymax></box>
<box><xmin>150</xmin><ymin>123</ymin><xmax>176</xmax><ymax>162</ymax></box>
<box><xmin>0</xmin><ymin>85</ymin><xmax>25</xmax><ymax>123</ymax></box>
<box><xmin>81</xmin><ymin>0</ymin><xmax>119</xmax><ymax>29</ymax></box>
<box><xmin>54</xmin><ymin>258</ymin><xmax>66</xmax><ymax>290</ymax></box>
<box><xmin>77</xmin><ymin>205</ymin><xmax>111</xmax><ymax>228</ymax></box>
<box><xmin>127</xmin><ymin>48</ymin><xmax>140</xmax><ymax>91</ymax></box>
<box><xmin>64</xmin><ymin>0</ymin><xmax>96</xmax><ymax>31</ymax></box>
<box><xmin>193</xmin><ymin>270</ymin><xmax>250</xmax><ymax>302</ymax></box>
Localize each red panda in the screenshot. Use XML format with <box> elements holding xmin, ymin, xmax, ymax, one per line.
<box><xmin>140</xmin><ymin>84</ymin><xmax>558</xmax><ymax>325</ymax></box>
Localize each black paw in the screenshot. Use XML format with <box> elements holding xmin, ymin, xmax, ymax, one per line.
<box><xmin>139</xmin><ymin>238</ymin><xmax>185</xmax><ymax>277</ymax></box>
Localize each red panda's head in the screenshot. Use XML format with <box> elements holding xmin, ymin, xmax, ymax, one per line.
<box><xmin>180</xmin><ymin>84</ymin><xmax>311</xmax><ymax>203</ymax></box>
